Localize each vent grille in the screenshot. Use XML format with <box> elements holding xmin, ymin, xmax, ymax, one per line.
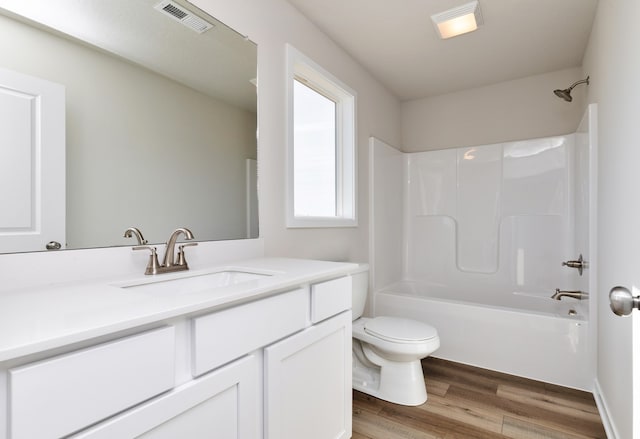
<box><xmin>162</xmin><ymin>4</ymin><xmax>188</xmax><ymax>20</ymax></box>
<box><xmin>154</xmin><ymin>1</ymin><xmax>214</xmax><ymax>34</ymax></box>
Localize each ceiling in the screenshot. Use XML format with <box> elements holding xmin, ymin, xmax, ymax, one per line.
<box><xmin>285</xmin><ymin>0</ymin><xmax>598</xmax><ymax>101</ymax></box>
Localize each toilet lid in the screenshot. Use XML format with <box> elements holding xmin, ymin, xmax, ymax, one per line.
<box><xmin>364</xmin><ymin>316</ymin><xmax>438</xmax><ymax>343</ymax></box>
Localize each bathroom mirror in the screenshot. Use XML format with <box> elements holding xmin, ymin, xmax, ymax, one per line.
<box><xmin>0</xmin><ymin>0</ymin><xmax>258</xmax><ymax>253</ymax></box>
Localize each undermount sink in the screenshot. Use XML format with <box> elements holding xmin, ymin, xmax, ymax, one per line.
<box><xmin>118</xmin><ymin>270</ymin><xmax>271</xmax><ymax>295</ymax></box>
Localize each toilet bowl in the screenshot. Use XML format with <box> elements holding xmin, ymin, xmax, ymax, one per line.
<box><xmin>351</xmin><ymin>265</ymin><xmax>439</xmax><ymax>406</ymax></box>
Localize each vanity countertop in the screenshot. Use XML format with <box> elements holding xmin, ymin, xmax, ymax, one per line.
<box><xmin>0</xmin><ymin>257</ymin><xmax>358</xmax><ymax>362</ymax></box>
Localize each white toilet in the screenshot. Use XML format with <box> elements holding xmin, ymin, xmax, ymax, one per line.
<box><xmin>351</xmin><ymin>264</ymin><xmax>440</xmax><ymax>406</ymax></box>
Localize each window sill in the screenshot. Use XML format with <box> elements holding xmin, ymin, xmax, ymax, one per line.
<box><xmin>286</xmin><ymin>217</ymin><xmax>358</xmax><ymax>228</ymax></box>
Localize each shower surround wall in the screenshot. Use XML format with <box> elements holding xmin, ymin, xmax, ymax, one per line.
<box><xmin>369</xmin><ymin>114</ymin><xmax>596</xmax><ymax>389</ymax></box>
<box><xmin>405</xmin><ymin>136</ymin><xmax>575</xmax><ymax>294</ymax></box>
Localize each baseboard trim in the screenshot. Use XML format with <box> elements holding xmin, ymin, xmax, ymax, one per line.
<box><xmin>593</xmin><ymin>378</ymin><xmax>618</xmax><ymax>439</ymax></box>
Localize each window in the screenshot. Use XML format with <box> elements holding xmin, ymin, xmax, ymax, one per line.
<box><xmin>286</xmin><ymin>45</ymin><xmax>357</xmax><ymax>228</ymax></box>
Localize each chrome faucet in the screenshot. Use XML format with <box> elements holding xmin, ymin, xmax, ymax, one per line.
<box><xmin>163</xmin><ymin>227</ymin><xmax>196</xmax><ymax>268</ymax></box>
<box><xmin>552</xmin><ymin>289</ymin><xmax>589</xmax><ymax>301</ymax></box>
<box><xmin>123</xmin><ymin>227</ymin><xmax>147</xmax><ymax>245</ymax></box>
<box><xmin>132</xmin><ymin>227</ymin><xmax>197</xmax><ymax>275</ymax></box>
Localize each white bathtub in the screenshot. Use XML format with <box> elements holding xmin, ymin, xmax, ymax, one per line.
<box><xmin>374</xmin><ymin>281</ymin><xmax>592</xmax><ymax>391</ymax></box>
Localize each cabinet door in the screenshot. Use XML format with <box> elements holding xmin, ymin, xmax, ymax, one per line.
<box><xmin>265</xmin><ymin>311</ymin><xmax>352</xmax><ymax>439</ymax></box>
<box><xmin>73</xmin><ymin>354</ymin><xmax>260</xmax><ymax>439</ymax></box>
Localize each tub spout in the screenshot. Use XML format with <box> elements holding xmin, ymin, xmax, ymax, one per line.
<box><xmin>552</xmin><ymin>289</ymin><xmax>588</xmax><ymax>301</ymax></box>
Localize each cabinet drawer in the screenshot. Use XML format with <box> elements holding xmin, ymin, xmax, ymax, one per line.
<box><xmin>9</xmin><ymin>326</ymin><xmax>175</xmax><ymax>439</ymax></box>
<box><xmin>192</xmin><ymin>288</ymin><xmax>308</xmax><ymax>376</ymax></box>
<box><xmin>311</xmin><ymin>276</ymin><xmax>351</xmax><ymax>323</ymax></box>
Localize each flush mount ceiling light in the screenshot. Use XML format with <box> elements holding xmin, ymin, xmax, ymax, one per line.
<box><xmin>431</xmin><ymin>1</ymin><xmax>484</xmax><ymax>39</ymax></box>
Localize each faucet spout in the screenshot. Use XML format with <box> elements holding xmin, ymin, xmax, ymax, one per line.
<box><xmin>552</xmin><ymin>289</ymin><xmax>588</xmax><ymax>301</ymax></box>
<box><xmin>123</xmin><ymin>227</ymin><xmax>147</xmax><ymax>245</ymax></box>
<box><xmin>162</xmin><ymin>227</ymin><xmax>195</xmax><ymax>268</ymax></box>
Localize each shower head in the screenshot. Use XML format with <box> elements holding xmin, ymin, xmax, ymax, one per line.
<box><xmin>553</xmin><ymin>76</ymin><xmax>590</xmax><ymax>102</ymax></box>
<box><xmin>554</xmin><ymin>88</ymin><xmax>574</xmax><ymax>102</ymax></box>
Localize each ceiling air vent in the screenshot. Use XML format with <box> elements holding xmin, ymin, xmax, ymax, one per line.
<box><xmin>154</xmin><ymin>1</ymin><xmax>214</xmax><ymax>34</ymax></box>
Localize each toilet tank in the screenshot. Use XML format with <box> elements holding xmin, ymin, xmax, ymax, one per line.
<box><xmin>351</xmin><ymin>263</ymin><xmax>369</xmax><ymax>320</ymax></box>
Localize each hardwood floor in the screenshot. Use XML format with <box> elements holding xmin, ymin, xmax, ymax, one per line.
<box><xmin>352</xmin><ymin>358</ymin><xmax>607</xmax><ymax>439</ymax></box>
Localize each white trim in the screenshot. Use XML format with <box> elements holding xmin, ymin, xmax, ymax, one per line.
<box><xmin>245</xmin><ymin>158</ymin><xmax>258</xmax><ymax>238</ymax></box>
<box><xmin>594</xmin><ymin>378</ymin><xmax>619</xmax><ymax>439</ymax></box>
<box><xmin>285</xmin><ymin>44</ymin><xmax>357</xmax><ymax>228</ymax></box>
<box><xmin>368</xmin><ymin>137</ymin><xmax>376</xmax><ymax>294</ymax></box>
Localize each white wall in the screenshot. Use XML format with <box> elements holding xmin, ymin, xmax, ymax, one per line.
<box><xmin>369</xmin><ymin>138</ymin><xmax>404</xmax><ymax>292</ymax></box>
<box><xmin>401</xmin><ymin>67</ymin><xmax>586</xmax><ymax>152</ymax></box>
<box><xmin>582</xmin><ymin>0</ymin><xmax>640</xmax><ymax>437</ymax></box>
<box><xmin>190</xmin><ymin>0</ymin><xmax>402</xmax><ymax>264</ymax></box>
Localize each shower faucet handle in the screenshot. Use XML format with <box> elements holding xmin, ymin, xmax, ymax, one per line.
<box><xmin>562</xmin><ymin>254</ymin><xmax>586</xmax><ymax>276</ymax></box>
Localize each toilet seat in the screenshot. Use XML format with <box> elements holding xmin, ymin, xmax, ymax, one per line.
<box><xmin>364</xmin><ymin>316</ymin><xmax>437</xmax><ymax>343</ymax></box>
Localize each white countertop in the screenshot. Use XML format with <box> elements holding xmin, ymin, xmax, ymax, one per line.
<box><xmin>0</xmin><ymin>257</ymin><xmax>358</xmax><ymax>362</ymax></box>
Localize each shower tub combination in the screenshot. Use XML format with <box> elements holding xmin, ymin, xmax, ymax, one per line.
<box><xmin>369</xmin><ymin>106</ymin><xmax>597</xmax><ymax>391</ymax></box>
<box><xmin>374</xmin><ymin>281</ymin><xmax>592</xmax><ymax>390</ymax></box>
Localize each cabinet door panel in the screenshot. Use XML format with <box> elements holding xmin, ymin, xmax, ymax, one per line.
<box><xmin>265</xmin><ymin>312</ymin><xmax>352</xmax><ymax>439</ymax></box>
<box><xmin>73</xmin><ymin>354</ymin><xmax>260</xmax><ymax>439</ymax></box>
<box><xmin>138</xmin><ymin>386</ymin><xmax>237</xmax><ymax>439</ymax></box>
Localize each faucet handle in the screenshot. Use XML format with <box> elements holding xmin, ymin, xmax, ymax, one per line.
<box><xmin>132</xmin><ymin>245</ymin><xmax>155</xmax><ymax>252</ymax></box>
<box><xmin>561</xmin><ymin>254</ymin><xmax>586</xmax><ymax>276</ymax></box>
<box><xmin>133</xmin><ymin>245</ymin><xmax>161</xmax><ymax>275</ymax></box>
<box><xmin>176</xmin><ymin>242</ymin><xmax>198</xmax><ymax>266</ymax></box>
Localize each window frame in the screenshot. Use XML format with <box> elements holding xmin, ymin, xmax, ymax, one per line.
<box><xmin>285</xmin><ymin>44</ymin><xmax>357</xmax><ymax>228</ymax></box>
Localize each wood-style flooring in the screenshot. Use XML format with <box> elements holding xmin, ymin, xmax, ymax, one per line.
<box><xmin>352</xmin><ymin>358</ymin><xmax>607</xmax><ymax>439</ymax></box>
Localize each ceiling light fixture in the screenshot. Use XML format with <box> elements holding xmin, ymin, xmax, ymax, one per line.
<box><xmin>431</xmin><ymin>1</ymin><xmax>483</xmax><ymax>40</ymax></box>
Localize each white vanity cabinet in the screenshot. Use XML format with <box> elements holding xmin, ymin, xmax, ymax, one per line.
<box><xmin>265</xmin><ymin>311</ymin><xmax>352</xmax><ymax>439</ymax></box>
<box><xmin>265</xmin><ymin>276</ymin><xmax>353</xmax><ymax>439</ymax></box>
<box><xmin>0</xmin><ymin>269</ymin><xmax>353</xmax><ymax>439</ymax></box>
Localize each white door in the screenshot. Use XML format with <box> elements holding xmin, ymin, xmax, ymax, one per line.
<box><xmin>599</xmin><ymin>93</ymin><xmax>640</xmax><ymax>437</ymax></box>
<box><xmin>0</xmin><ymin>67</ymin><xmax>65</xmax><ymax>253</ymax></box>
<box><xmin>603</xmin><ymin>152</ymin><xmax>640</xmax><ymax>439</ymax></box>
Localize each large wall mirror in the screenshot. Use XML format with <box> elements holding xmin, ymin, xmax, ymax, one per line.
<box><xmin>0</xmin><ymin>0</ymin><xmax>258</xmax><ymax>253</ymax></box>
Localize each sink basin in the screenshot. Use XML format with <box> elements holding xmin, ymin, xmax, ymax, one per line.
<box><xmin>119</xmin><ymin>270</ymin><xmax>271</xmax><ymax>295</ymax></box>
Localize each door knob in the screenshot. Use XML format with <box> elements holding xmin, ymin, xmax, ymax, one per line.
<box><xmin>45</xmin><ymin>241</ymin><xmax>62</xmax><ymax>250</ymax></box>
<box><xmin>609</xmin><ymin>286</ymin><xmax>640</xmax><ymax>316</ymax></box>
